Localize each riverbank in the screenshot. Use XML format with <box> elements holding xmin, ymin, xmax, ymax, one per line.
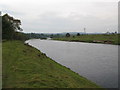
<box><xmin>2</xmin><ymin>41</ymin><xmax>100</xmax><ymax>88</ymax></box>
<box><xmin>0</xmin><ymin>43</ymin><xmax>2</xmax><ymax>89</ymax></box>
<box><xmin>53</xmin><ymin>34</ymin><xmax>120</xmax><ymax>45</ymax></box>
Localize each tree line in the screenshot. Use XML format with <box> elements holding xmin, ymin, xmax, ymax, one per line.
<box><xmin>2</xmin><ymin>13</ymin><xmax>63</xmax><ymax>40</ymax></box>
<box><xmin>3</xmin><ymin>13</ymin><xmax>117</xmax><ymax>41</ymax></box>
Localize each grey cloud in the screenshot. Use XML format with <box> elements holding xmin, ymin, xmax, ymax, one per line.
<box><xmin>1</xmin><ymin>0</ymin><xmax>117</xmax><ymax>33</ymax></box>
<box><xmin>23</xmin><ymin>12</ymin><xmax>117</xmax><ymax>33</ymax></box>
<box><xmin>0</xmin><ymin>4</ymin><xmax>25</xmax><ymax>17</ymax></box>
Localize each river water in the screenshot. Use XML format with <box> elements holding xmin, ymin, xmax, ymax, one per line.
<box><xmin>26</xmin><ymin>39</ymin><xmax>118</xmax><ymax>88</ymax></box>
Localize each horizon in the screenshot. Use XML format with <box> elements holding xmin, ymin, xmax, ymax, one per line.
<box><xmin>23</xmin><ymin>30</ymin><xmax>119</xmax><ymax>35</ymax></box>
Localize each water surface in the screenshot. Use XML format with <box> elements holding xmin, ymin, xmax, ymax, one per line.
<box><xmin>27</xmin><ymin>39</ymin><xmax>118</xmax><ymax>88</ymax></box>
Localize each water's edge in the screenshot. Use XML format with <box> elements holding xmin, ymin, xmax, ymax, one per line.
<box><xmin>25</xmin><ymin>39</ymin><xmax>118</xmax><ymax>88</ymax></box>
<box><xmin>25</xmin><ymin>40</ymin><xmax>100</xmax><ymax>87</ymax></box>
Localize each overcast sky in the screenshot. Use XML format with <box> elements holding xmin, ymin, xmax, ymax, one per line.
<box><xmin>0</xmin><ymin>0</ymin><xmax>119</xmax><ymax>33</ymax></box>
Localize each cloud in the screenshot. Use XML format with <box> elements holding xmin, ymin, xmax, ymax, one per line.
<box><xmin>0</xmin><ymin>0</ymin><xmax>118</xmax><ymax>33</ymax></box>
<box><xmin>22</xmin><ymin>11</ymin><xmax>117</xmax><ymax>33</ymax></box>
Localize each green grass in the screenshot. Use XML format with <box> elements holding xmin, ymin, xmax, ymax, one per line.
<box><xmin>2</xmin><ymin>41</ymin><xmax>100</xmax><ymax>88</ymax></box>
<box><xmin>0</xmin><ymin>43</ymin><xmax>2</xmax><ymax>89</ymax></box>
<box><xmin>53</xmin><ymin>34</ymin><xmax>120</xmax><ymax>45</ymax></box>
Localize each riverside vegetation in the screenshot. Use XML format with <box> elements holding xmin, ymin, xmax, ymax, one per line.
<box><xmin>53</xmin><ymin>34</ymin><xmax>120</xmax><ymax>45</ymax></box>
<box><xmin>2</xmin><ymin>13</ymin><xmax>100</xmax><ymax>88</ymax></box>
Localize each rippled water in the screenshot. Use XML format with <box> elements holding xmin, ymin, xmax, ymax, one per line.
<box><xmin>26</xmin><ymin>39</ymin><xmax>118</xmax><ymax>88</ymax></box>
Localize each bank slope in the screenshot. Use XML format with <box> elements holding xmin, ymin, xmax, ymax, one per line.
<box><xmin>3</xmin><ymin>41</ymin><xmax>100</xmax><ymax>88</ymax></box>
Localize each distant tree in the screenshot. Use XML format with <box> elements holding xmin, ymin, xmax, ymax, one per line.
<box><xmin>41</xmin><ymin>33</ymin><xmax>44</xmax><ymax>36</ymax></box>
<box><xmin>66</xmin><ymin>33</ymin><xmax>70</xmax><ymax>37</ymax></box>
<box><xmin>115</xmin><ymin>31</ymin><xmax>117</xmax><ymax>34</ymax></box>
<box><xmin>50</xmin><ymin>34</ymin><xmax>53</xmax><ymax>38</ymax></box>
<box><xmin>106</xmin><ymin>31</ymin><xmax>110</xmax><ymax>35</ymax></box>
<box><xmin>111</xmin><ymin>32</ymin><xmax>114</xmax><ymax>35</ymax></box>
<box><xmin>57</xmin><ymin>34</ymin><xmax>59</xmax><ymax>37</ymax></box>
<box><xmin>77</xmin><ymin>33</ymin><xmax>80</xmax><ymax>36</ymax></box>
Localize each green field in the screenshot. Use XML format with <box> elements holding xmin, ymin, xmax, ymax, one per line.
<box><xmin>53</xmin><ymin>34</ymin><xmax>120</xmax><ymax>45</ymax></box>
<box><xmin>2</xmin><ymin>41</ymin><xmax>100</xmax><ymax>88</ymax></box>
<box><xmin>0</xmin><ymin>43</ymin><xmax>2</xmax><ymax>89</ymax></box>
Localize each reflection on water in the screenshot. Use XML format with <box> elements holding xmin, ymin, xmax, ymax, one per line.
<box><xmin>27</xmin><ymin>39</ymin><xmax>118</xmax><ymax>88</ymax></box>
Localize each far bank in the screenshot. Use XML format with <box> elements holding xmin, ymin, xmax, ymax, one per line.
<box><xmin>53</xmin><ymin>34</ymin><xmax>120</xmax><ymax>45</ymax></box>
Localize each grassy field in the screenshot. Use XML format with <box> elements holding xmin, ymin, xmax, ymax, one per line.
<box><xmin>2</xmin><ymin>41</ymin><xmax>100</xmax><ymax>88</ymax></box>
<box><xmin>0</xmin><ymin>43</ymin><xmax>2</xmax><ymax>89</ymax></box>
<box><xmin>53</xmin><ymin>34</ymin><xmax>120</xmax><ymax>45</ymax></box>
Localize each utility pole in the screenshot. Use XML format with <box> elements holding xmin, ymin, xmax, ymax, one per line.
<box><xmin>84</xmin><ymin>28</ymin><xmax>86</xmax><ymax>34</ymax></box>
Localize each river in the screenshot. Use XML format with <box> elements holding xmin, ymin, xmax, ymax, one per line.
<box><xmin>26</xmin><ymin>39</ymin><xmax>118</xmax><ymax>88</ymax></box>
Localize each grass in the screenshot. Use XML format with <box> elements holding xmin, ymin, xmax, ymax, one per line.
<box><xmin>0</xmin><ymin>42</ymin><xmax>2</xmax><ymax>89</ymax></box>
<box><xmin>53</xmin><ymin>34</ymin><xmax>120</xmax><ymax>45</ymax></box>
<box><xmin>2</xmin><ymin>41</ymin><xmax>100</xmax><ymax>88</ymax></box>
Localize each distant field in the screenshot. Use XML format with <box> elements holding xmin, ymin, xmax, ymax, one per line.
<box><xmin>2</xmin><ymin>41</ymin><xmax>100</xmax><ymax>88</ymax></box>
<box><xmin>53</xmin><ymin>34</ymin><xmax>120</xmax><ymax>45</ymax></box>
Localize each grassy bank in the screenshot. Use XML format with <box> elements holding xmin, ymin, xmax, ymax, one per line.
<box><xmin>53</xmin><ymin>34</ymin><xmax>120</xmax><ymax>45</ymax></box>
<box><xmin>2</xmin><ymin>41</ymin><xmax>100</xmax><ymax>88</ymax></box>
<box><xmin>0</xmin><ymin>43</ymin><xmax>2</xmax><ymax>89</ymax></box>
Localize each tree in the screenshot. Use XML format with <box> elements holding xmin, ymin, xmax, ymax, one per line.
<box><xmin>115</xmin><ymin>31</ymin><xmax>117</xmax><ymax>34</ymax></box>
<box><xmin>77</xmin><ymin>33</ymin><xmax>80</xmax><ymax>36</ymax></box>
<box><xmin>66</xmin><ymin>33</ymin><xmax>70</xmax><ymax>37</ymax></box>
<box><xmin>50</xmin><ymin>34</ymin><xmax>53</xmax><ymax>38</ymax></box>
<box><xmin>2</xmin><ymin>14</ymin><xmax>23</xmax><ymax>40</ymax></box>
<box><xmin>106</xmin><ymin>31</ymin><xmax>110</xmax><ymax>35</ymax></box>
